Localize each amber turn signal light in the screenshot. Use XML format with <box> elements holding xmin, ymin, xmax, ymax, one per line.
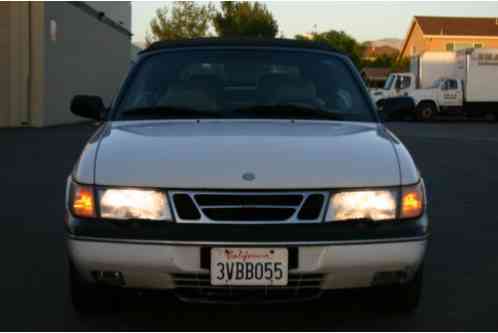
<box><xmin>72</xmin><ymin>183</ymin><xmax>96</xmax><ymax>218</ymax></box>
<box><xmin>401</xmin><ymin>183</ymin><xmax>424</xmax><ymax>219</ymax></box>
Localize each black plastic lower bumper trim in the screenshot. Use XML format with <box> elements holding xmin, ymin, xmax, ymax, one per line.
<box><xmin>66</xmin><ymin>214</ymin><xmax>429</xmax><ymax>244</ymax></box>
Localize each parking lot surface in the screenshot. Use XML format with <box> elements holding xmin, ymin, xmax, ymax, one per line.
<box><xmin>1</xmin><ymin>121</ymin><xmax>497</xmax><ymax>330</ymax></box>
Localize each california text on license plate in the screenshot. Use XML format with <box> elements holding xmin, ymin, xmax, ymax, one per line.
<box><xmin>210</xmin><ymin>248</ymin><xmax>288</xmax><ymax>286</ymax></box>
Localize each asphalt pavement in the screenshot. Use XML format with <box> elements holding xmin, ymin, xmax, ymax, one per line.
<box><xmin>1</xmin><ymin>121</ymin><xmax>498</xmax><ymax>330</ymax></box>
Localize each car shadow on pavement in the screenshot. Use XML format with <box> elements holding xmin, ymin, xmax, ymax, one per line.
<box><xmin>71</xmin><ymin>287</ymin><xmax>420</xmax><ymax>331</ymax></box>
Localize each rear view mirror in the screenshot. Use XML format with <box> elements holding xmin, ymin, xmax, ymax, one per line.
<box><xmin>380</xmin><ymin>97</ymin><xmax>415</xmax><ymax>121</ymax></box>
<box><xmin>70</xmin><ymin>95</ymin><xmax>105</xmax><ymax>120</ymax></box>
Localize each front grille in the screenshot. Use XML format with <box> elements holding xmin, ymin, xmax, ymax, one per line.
<box><xmin>173</xmin><ymin>194</ymin><xmax>201</xmax><ymax>220</ymax></box>
<box><xmin>169</xmin><ymin>191</ymin><xmax>328</xmax><ymax>223</ymax></box>
<box><xmin>298</xmin><ymin>194</ymin><xmax>325</xmax><ymax>220</ymax></box>
<box><xmin>172</xmin><ymin>273</ymin><xmax>324</xmax><ymax>302</ymax></box>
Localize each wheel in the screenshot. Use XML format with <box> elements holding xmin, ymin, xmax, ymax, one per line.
<box><xmin>69</xmin><ymin>261</ymin><xmax>118</xmax><ymax>314</ymax></box>
<box><xmin>416</xmin><ymin>102</ymin><xmax>435</xmax><ymax>122</ymax></box>
<box><xmin>383</xmin><ymin>266</ymin><xmax>423</xmax><ymax>312</ymax></box>
<box><xmin>484</xmin><ymin>112</ymin><xmax>497</xmax><ymax>123</ymax></box>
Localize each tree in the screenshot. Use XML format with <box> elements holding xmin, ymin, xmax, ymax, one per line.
<box><xmin>146</xmin><ymin>2</ymin><xmax>215</xmax><ymax>44</ymax></box>
<box><xmin>213</xmin><ymin>2</ymin><xmax>279</xmax><ymax>38</ymax></box>
<box><xmin>297</xmin><ymin>30</ymin><xmax>365</xmax><ymax>68</ymax></box>
<box><xmin>364</xmin><ymin>54</ymin><xmax>399</xmax><ymax>68</ymax></box>
<box><xmin>390</xmin><ymin>57</ymin><xmax>410</xmax><ymax>72</ymax></box>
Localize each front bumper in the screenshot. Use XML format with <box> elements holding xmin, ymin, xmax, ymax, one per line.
<box><xmin>67</xmin><ymin>235</ymin><xmax>428</xmax><ymax>301</ymax></box>
<box><xmin>66</xmin><ymin>210</ymin><xmax>429</xmax><ymax>302</ymax></box>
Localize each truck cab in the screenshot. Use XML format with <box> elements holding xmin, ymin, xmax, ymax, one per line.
<box><xmin>408</xmin><ymin>77</ymin><xmax>464</xmax><ymax>120</ymax></box>
<box><xmin>432</xmin><ymin>78</ymin><xmax>464</xmax><ymax>108</ymax></box>
<box><xmin>370</xmin><ymin>73</ymin><xmax>416</xmax><ymax>106</ymax></box>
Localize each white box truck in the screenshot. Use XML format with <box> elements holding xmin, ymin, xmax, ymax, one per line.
<box><xmin>455</xmin><ymin>48</ymin><xmax>498</xmax><ymax>103</ymax></box>
<box><xmin>373</xmin><ymin>49</ymin><xmax>498</xmax><ymax>121</ymax></box>
<box><xmin>370</xmin><ymin>52</ymin><xmax>456</xmax><ymax>106</ymax></box>
<box><xmin>411</xmin><ymin>52</ymin><xmax>457</xmax><ymax>89</ymax></box>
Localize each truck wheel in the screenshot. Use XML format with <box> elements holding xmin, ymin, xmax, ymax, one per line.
<box><xmin>484</xmin><ymin>112</ymin><xmax>497</xmax><ymax>123</ymax></box>
<box><xmin>416</xmin><ymin>103</ymin><xmax>435</xmax><ymax>122</ymax></box>
<box><xmin>383</xmin><ymin>266</ymin><xmax>423</xmax><ymax>312</ymax></box>
<box><xmin>69</xmin><ymin>261</ymin><xmax>118</xmax><ymax>315</ymax></box>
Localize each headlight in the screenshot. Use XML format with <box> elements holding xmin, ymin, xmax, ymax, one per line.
<box><xmin>325</xmin><ymin>183</ymin><xmax>424</xmax><ymax>222</ymax></box>
<box><xmin>99</xmin><ymin>188</ymin><xmax>171</xmax><ymax>221</ymax></box>
<box><xmin>326</xmin><ymin>189</ymin><xmax>397</xmax><ymax>222</ymax></box>
<box><xmin>69</xmin><ymin>182</ymin><xmax>172</xmax><ymax>221</ymax></box>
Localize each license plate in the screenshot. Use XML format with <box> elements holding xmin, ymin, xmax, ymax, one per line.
<box><xmin>210</xmin><ymin>248</ymin><xmax>288</xmax><ymax>286</ymax></box>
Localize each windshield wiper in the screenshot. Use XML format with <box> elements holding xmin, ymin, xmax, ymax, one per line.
<box><xmin>234</xmin><ymin>104</ymin><xmax>343</xmax><ymax>121</ymax></box>
<box><xmin>119</xmin><ymin>106</ymin><xmax>222</xmax><ymax>120</ymax></box>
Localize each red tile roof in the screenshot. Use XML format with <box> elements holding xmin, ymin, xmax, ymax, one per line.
<box><xmin>415</xmin><ymin>16</ymin><xmax>498</xmax><ymax>37</ymax></box>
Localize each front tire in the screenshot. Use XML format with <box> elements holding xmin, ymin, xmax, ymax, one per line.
<box><xmin>416</xmin><ymin>102</ymin><xmax>436</xmax><ymax>122</ymax></box>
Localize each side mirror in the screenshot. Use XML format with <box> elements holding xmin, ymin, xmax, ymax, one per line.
<box><xmin>380</xmin><ymin>96</ymin><xmax>415</xmax><ymax>121</ymax></box>
<box><xmin>70</xmin><ymin>95</ymin><xmax>105</xmax><ymax>120</ymax></box>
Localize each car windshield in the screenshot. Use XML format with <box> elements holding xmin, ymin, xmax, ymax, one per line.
<box><xmin>114</xmin><ymin>49</ymin><xmax>375</xmax><ymax>122</ymax></box>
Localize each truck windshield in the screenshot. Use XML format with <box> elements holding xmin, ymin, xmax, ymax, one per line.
<box><xmin>115</xmin><ymin>49</ymin><xmax>375</xmax><ymax>122</ymax></box>
<box><xmin>383</xmin><ymin>75</ymin><xmax>395</xmax><ymax>90</ymax></box>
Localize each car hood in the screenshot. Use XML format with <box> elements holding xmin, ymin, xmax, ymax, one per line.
<box><xmin>92</xmin><ymin>120</ymin><xmax>401</xmax><ymax>189</ymax></box>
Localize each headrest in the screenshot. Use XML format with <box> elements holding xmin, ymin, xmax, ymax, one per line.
<box><xmin>274</xmin><ymin>79</ymin><xmax>317</xmax><ymax>102</ymax></box>
<box><xmin>158</xmin><ymin>82</ymin><xmax>217</xmax><ymax>111</ymax></box>
<box><xmin>257</xmin><ymin>73</ymin><xmax>292</xmax><ymax>91</ymax></box>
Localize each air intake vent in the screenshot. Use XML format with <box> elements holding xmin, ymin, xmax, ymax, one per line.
<box><xmin>172</xmin><ymin>273</ymin><xmax>325</xmax><ymax>302</ymax></box>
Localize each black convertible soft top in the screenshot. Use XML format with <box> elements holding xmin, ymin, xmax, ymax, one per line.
<box><xmin>141</xmin><ymin>38</ymin><xmax>342</xmax><ymax>55</ymax></box>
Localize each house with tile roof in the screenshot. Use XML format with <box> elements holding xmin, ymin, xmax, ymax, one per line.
<box><xmin>400</xmin><ymin>16</ymin><xmax>498</xmax><ymax>58</ymax></box>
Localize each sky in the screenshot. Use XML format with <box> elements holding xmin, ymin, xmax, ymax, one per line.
<box><xmin>131</xmin><ymin>1</ymin><xmax>498</xmax><ymax>44</ymax></box>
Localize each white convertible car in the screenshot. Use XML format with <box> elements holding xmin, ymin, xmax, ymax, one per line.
<box><xmin>66</xmin><ymin>39</ymin><xmax>428</xmax><ymax>312</ymax></box>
